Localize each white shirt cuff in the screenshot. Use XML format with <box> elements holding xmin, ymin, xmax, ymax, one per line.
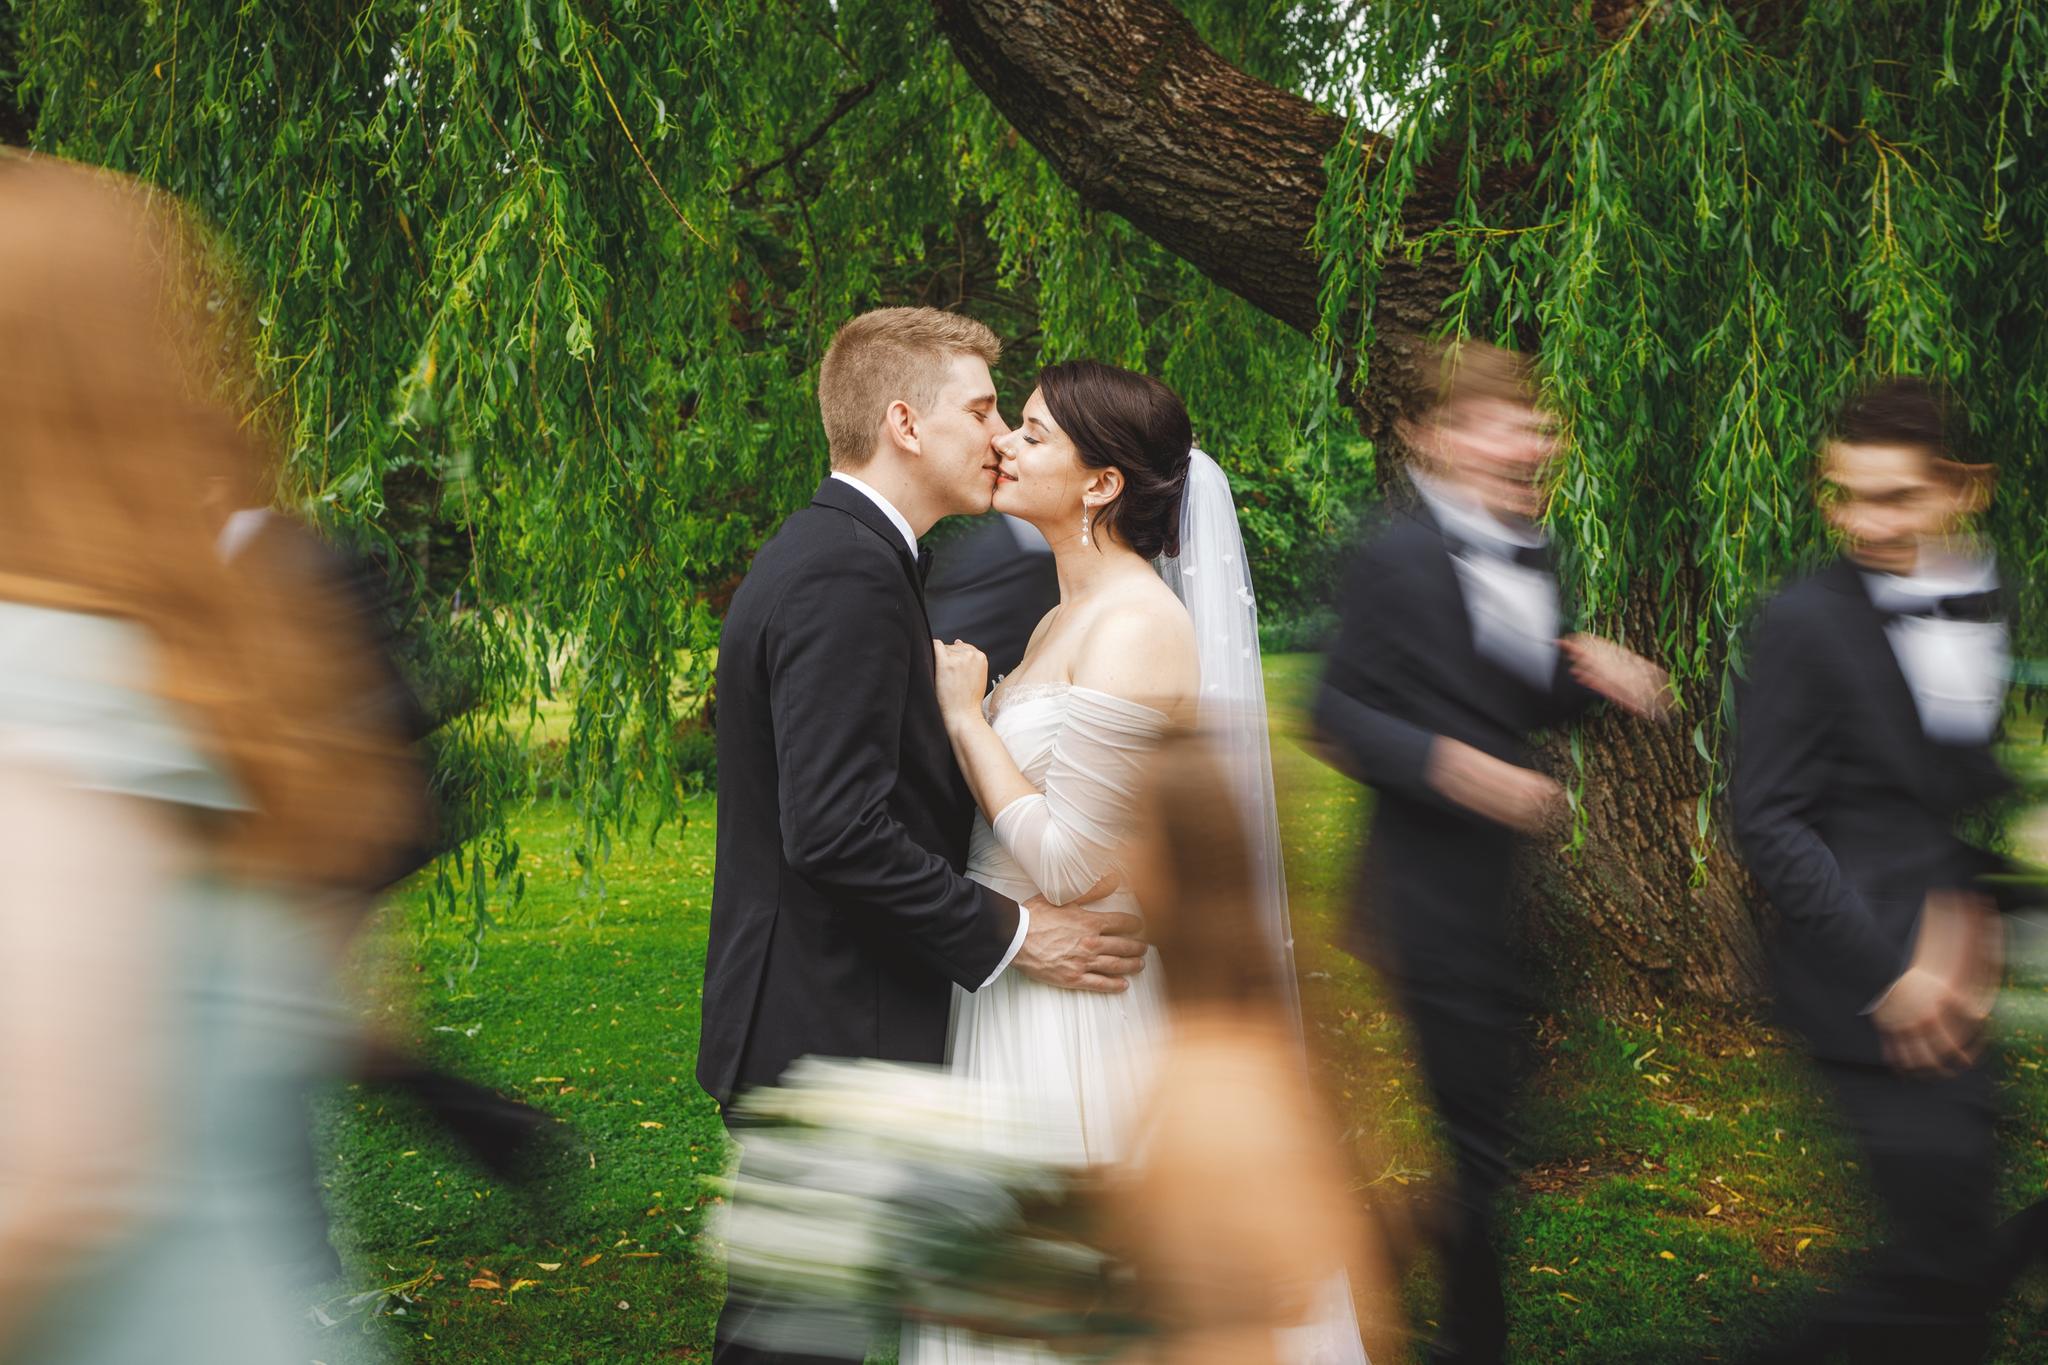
<box><xmin>981</xmin><ymin>905</ymin><xmax>1030</xmax><ymax>987</ymax></box>
<box><xmin>1862</xmin><ymin>975</ymin><xmax>1899</xmax><ymax>1016</ymax></box>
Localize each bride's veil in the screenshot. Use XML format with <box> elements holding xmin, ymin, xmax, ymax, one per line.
<box><xmin>1157</xmin><ymin>448</ymin><xmax>1302</xmax><ymax>1025</ymax></box>
<box><xmin>1162</xmin><ymin>450</ymin><xmax>1374</xmax><ymax>1364</ymax></box>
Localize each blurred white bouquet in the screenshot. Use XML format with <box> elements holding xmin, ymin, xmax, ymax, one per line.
<box><xmin>711</xmin><ymin>1057</ymin><xmax>1147</xmax><ymax>1359</ymax></box>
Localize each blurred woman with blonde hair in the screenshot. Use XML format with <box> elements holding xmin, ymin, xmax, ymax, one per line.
<box><xmin>1111</xmin><ymin>731</ymin><xmax>1397</xmax><ymax>1365</ymax></box>
<box><xmin>0</xmin><ymin>152</ymin><xmax>420</xmax><ymax>1362</ymax></box>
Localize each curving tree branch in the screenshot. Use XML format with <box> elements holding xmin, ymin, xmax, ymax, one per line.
<box><xmin>930</xmin><ymin>0</ymin><xmax>1464</xmax><ymax>436</ymax></box>
<box><xmin>932</xmin><ymin>0</ymin><xmax>1345</xmax><ymax>333</ymax></box>
<box><xmin>730</xmin><ymin>71</ymin><xmax>884</xmax><ymax>198</ymax></box>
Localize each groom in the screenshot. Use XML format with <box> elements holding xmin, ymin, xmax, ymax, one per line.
<box><xmin>699</xmin><ymin>307</ymin><xmax>1147</xmax><ymax>1365</ymax></box>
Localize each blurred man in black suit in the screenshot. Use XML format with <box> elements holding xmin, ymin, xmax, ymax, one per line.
<box><xmin>1312</xmin><ymin>340</ymin><xmax>1671</xmax><ymax>1364</ymax></box>
<box><xmin>214</xmin><ymin>500</ymin><xmax>560</xmax><ymax>1283</ymax></box>
<box><xmin>1733</xmin><ymin>378</ymin><xmax>2044</xmax><ymax>1363</ymax></box>
<box><xmin>925</xmin><ymin>513</ymin><xmax>1059</xmax><ymax>684</ymax></box>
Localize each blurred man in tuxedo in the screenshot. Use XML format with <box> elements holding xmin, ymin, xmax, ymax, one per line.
<box><xmin>925</xmin><ymin>513</ymin><xmax>1060</xmax><ymax>684</ymax></box>
<box><xmin>1733</xmin><ymin>378</ymin><xmax>2044</xmax><ymax>1363</ymax></box>
<box><xmin>1312</xmin><ymin>340</ymin><xmax>1670</xmax><ymax>1365</ymax></box>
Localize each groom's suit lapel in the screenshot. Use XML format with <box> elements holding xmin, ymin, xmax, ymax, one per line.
<box><xmin>810</xmin><ymin>477</ymin><xmax>937</xmax><ymax>671</ymax></box>
<box><xmin>1815</xmin><ymin>556</ymin><xmax>1940</xmax><ymax>800</ymax></box>
<box><xmin>1397</xmin><ymin>496</ymin><xmax>1500</xmax><ymax>702</ymax></box>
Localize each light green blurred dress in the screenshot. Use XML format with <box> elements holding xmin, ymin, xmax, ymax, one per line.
<box><xmin>0</xmin><ymin>601</ymin><xmax>377</xmax><ymax>1365</ymax></box>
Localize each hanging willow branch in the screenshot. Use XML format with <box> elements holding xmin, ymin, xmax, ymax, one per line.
<box><xmin>730</xmin><ymin>73</ymin><xmax>885</xmax><ymax>198</ymax></box>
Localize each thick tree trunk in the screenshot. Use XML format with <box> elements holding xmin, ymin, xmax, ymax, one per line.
<box><xmin>1524</xmin><ymin>581</ymin><xmax>1767</xmax><ymax>1004</ymax></box>
<box><xmin>937</xmin><ymin>0</ymin><xmax>1766</xmax><ymax>1004</ymax></box>
<box><xmin>1528</xmin><ymin>710</ymin><xmax>1767</xmax><ymax>1004</ymax></box>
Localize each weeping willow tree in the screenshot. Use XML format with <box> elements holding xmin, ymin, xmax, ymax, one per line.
<box><xmin>0</xmin><ymin>0</ymin><xmax>1363</xmax><ymax>935</ymax></box>
<box><xmin>6</xmin><ymin>1</ymin><xmax>2043</xmax><ymax>1000</ymax></box>
<box><xmin>940</xmin><ymin>0</ymin><xmax>2048</xmax><ymax>1002</ymax></box>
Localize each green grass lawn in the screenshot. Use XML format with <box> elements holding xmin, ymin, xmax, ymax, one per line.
<box><xmin>313</xmin><ymin>656</ymin><xmax>2048</xmax><ymax>1363</ymax></box>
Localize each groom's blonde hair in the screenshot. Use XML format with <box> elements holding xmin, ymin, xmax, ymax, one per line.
<box><xmin>818</xmin><ymin>307</ymin><xmax>1001</xmax><ymax>469</ymax></box>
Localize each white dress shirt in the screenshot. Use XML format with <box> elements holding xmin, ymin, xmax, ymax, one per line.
<box><xmin>1410</xmin><ymin>471</ymin><xmax>1561</xmax><ymax>689</ymax></box>
<box><xmin>1863</xmin><ymin>552</ymin><xmax>2009</xmax><ymax>747</ymax></box>
<box><xmin>1859</xmin><ymin>551</ymin><xmax>2008</xmax><ymax>1014</ymax></box>
<box><xmin>828</xmin><ymin>470</ymin><xmax>1029</xmax><ymax>984</ymax></box>
<box><xmin>829</xmin><ymin>469</ymin><xmax>919</xmax><ymax>556</ymax></box>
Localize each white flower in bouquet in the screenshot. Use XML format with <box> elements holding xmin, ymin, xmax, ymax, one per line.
<box><xmin>711</xmin><ymin>1057</ymin><xmax>1146</xmax><ymax>1360</ymax></box>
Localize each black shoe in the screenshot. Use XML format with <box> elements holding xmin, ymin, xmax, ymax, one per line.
<box><xmin>392</xmin><ymin>1064</ymin><xmax>563</xmax><ymax>1181</ymax></box>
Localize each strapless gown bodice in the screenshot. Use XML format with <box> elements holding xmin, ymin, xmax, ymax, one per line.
<box><xmin>963</xmin><ymin>681</ymin><xmax>1151</xmax><ymax>921</ymax></box>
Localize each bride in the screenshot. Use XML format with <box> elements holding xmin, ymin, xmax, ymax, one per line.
<box><xmin>911</xmin><ymin>360</ymin><xmax>1368</xmax><ymax>1364</ymax></box>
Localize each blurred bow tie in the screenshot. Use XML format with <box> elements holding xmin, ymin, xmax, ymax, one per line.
<box><xmin>1882</xmin><ymin>587</ymin><xmax>2002</xmax><ymax>624</ymax></box>
<box><xmin>916</xmin><ymin>545</ymin><xmax>934</xmax><ymax>586</ymax></box>
<box><xmin>1449</xmin><ymin>531</ymin><xmax>1550</xmax><ymax>573</ymax></box>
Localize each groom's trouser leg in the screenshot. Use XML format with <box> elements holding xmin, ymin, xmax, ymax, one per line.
<box><xmin>1807</xmin><ymin>1059</ymin><xmax>2000</xmax><ymax>1364</ymax></box>
<box><xmin>714</xmin><ymin>1122</ymin><xmax>865</xmax><ymax>1365</ymax></box>
<box><xmin>713</xmin><ymin>1298</ymin><xmax>857</xmax><ymax>1365</ymax></box>
<box><xmin>1399</xmin><ymin>977</ymin><xmax>1530</xmax><ymax>1365</ymax></box>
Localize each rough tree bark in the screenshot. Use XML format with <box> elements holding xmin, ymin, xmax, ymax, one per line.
<box><xmin>935</xmin><ymin>0</ymin><xmax>1766</xmax><ymax>1005</ymax></box>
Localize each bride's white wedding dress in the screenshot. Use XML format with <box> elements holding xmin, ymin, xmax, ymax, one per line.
<box><xmin>900</xmin><ymin>677</ymin><xmax>1368</xmax><ymax>1365</ymax></box>
<box><xmin>900</xmin><ymin>680</ymin><xmax>1167</xmax><ymax>1365</ymax></box>
<box><xmin>947</xmin><ymin>680</ymin><xmax>1173</xmax><ymax>1166</ymax></box>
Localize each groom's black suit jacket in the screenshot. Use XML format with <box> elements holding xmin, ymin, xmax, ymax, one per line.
<box><xmin>1312</xmin><ymin>499</ymin><xmax>1599</xmax><ymax>995</ymax></box>
<box><xmin>697</xmin><ymin>477</ymin><xmax>1021</xmax><ymax>1110</ymax></box>
<box><xmin>1732</xmin><ymin>557</ymin><xmax>2017</xmax><ymax>1065</ymax></box>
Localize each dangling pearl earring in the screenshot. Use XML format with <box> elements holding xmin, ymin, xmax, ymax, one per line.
<box><xmin>1080</xmin><ymin>506</ymin><xmax>1091</xmax><ymax>547</ymax></box>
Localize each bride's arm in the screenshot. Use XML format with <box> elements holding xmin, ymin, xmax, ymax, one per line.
<box><xmin>932</xmin><ymin>641</ymin><xmax>1040</xmax><ymax>827</ymax></box>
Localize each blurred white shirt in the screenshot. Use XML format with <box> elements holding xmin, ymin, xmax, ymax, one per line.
<box><xmin>1864</xmin><ymin>552</ymin><xmax>2008</xmax><ymax>746</ymax></box>
<box><xmin>1411</xmin><ymin>470</ymin><xmax>1560</xmax><ymax>690</ymax></box>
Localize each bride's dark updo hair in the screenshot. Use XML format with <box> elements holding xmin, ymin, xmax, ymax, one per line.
<box><xmin>1037</xmin><ymin>360</ymin><xmax>1193</xmax><ymax>559</ymax></box>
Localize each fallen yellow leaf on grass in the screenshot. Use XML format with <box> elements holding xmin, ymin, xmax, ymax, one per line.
<box><xmin>509</xmin><ymin>1279</ymin><xmax>540</xmax><ymax>1292</ymax></box>
<box><xmin>639</xmin><ymin>1121</ymin><xmax>665</xmax><ymax>1129</ymax></box>
<box><xmin>1795</xmin><ymin>1237</ymin><xmax>1813</xmax><ymax>1254</ymax></box>
<box><xmin>1658</xmin><ymin>1251</ymin><xmax>1676</xmax><ymax>1261</ymax></box>
<box><xmin>581</xmin><ymin>1253</ymin><xmax>603</xmax><ymax>1267</ymax></box>
<box><xmin>1707</xmin><ymin>1204</ymin><xmax>1722</xmax><ymax>1216</ymax></box>
<box><xmin>534</xmin><ymin>1076</ymin><xmax>566</xmax><ymax>1084</ymax></box>
<box><xmin>468</xmin><ymin>1277</ymin><xmax>500</xmax><ymax>1290</ymax></box>
<box><xmin>536</xmin><ymin>1263</ymin><xmax>563</xmax><ymax>1272</ymax></box>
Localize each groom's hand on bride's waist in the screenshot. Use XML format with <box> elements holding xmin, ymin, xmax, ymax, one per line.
<box><xmin>1014</xmin><ymin>873</ymin><xmax>1147</xmax><ymax>994</ymax></box>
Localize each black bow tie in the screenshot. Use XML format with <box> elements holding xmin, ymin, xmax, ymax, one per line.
<box><xmin>1883</xmin><ymin>587</ymin><xmax>2002</xmax><ymax>624</ymax></box>
<box><xmin>916</xmin><ymin>545</ymin><xmax>934</xmax><ymax>586</ymax></box>
<box><xmin>1449</xmin><ymin>532</ymin><xmax>1549</xmax><ymax>573</ymax></box>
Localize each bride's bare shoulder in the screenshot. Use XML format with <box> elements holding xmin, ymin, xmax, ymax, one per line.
<box><xmin>1070</xmin><ymin>580</ymin><xmax>1197</xmax><ymax>710</ymax></box>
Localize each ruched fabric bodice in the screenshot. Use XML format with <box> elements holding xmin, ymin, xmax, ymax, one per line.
<box><xmin>965</xmin><ymin>681</ymin><xmax>1165</xmax><ymax>918</ymax></box>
